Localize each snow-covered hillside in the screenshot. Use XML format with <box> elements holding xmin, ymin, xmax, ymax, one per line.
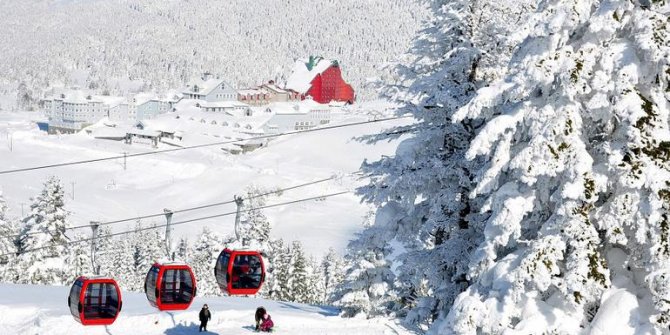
<box><xmin>0</xmin><ymin>0</ymin><xmax>427</xmax><ymax>109</ymax></box>
<box><xmin>0</xmin><ymin>104</ymin><xmax>410</xmax><ymax>257</ymax></box>
<box><xmin>0</xmin><ymin>283</ymin><xmax>411</xmax><ymax>335</ymax></box>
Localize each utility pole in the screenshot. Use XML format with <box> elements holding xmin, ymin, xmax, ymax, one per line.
<box><xmin>123</xmin><ymin>152</ymin><xmax>127</xmax><ymax>170</ymax></box>
<box><xmin>71</xmin><ymin>181</ymin><xmax>76</xmax><ymax>200</ymax></box>
<box><xmin>164</xmin><ymin>209</ymin><xmax>173</xmax><ymax>260</ymax></box>
<box><xmin>90</xmin><ymin>221</ymin><xmax>100</xmax><ymax>275</ymax></box>
<box><xmin>234</xmin><ymin>195</ymin><xmax>244</xmax><ymax>245</ymax></box>
<box><xmin>8</xmin><ymin>133</ymin><xmax>12</xmax><ymax>152</ymax></box>
<box><xmin>20</xmin><ymin>203</ymin><xmax>25</xmax><ymax>217</ymax></box>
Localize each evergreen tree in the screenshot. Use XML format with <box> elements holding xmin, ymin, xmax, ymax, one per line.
<box><xmin>442</xmin><ymin>0</ymin><xmax>670</xmax><ymax>333</ymax></box>
<box><xmin>190</xmin><ymin>227</ymin><xmax>225</xmax><ymax>296</ymax></box>
<box><xmin>95</xmin><ymin>225</ymin><xmax>114</xmax><ymax>276</ymax></box>
<box><xmin>267</xmin><ymin>238</ymin><xmax>291</xmax><ymax>301</ymax></box>
<box><xmin>309</xmin><ymin>256</ymin><xmax>325</xmax><ymax>305</ymax></box>
<box><xmin>239</xmin><ymin>185</ymin><xmax>272</xmax><ymax>248</ymax></box>
<box><xmin>287</xmin><ymin>240</ymin><xmax>311</xmax><ymax>303</ymax></box>
<box><xmin>321</xmin><ymin>247</ymin><xmax>345</xmax><ymax>304</ymax></box>
<box><xmin>352</xmin><ymin>0</ymin><xmax>670</xmax><ymax>333</ymax></box>
<box><xmin>129</xmin><ymin>221</ymin><xmax>164</xmax><ymax>291</ymax></box>
<box><xmin>15</xmin><ymin>176</ymin><xmax>70</xmax><ymax>285</ymax></box>
<box><xmin>17</xmin><ymin>176</ymin><xmax>69</xmax><ymax>255</ymax></box>
<box><xmin>64</xmin><ymin>234</ymin><xmax>92</xmax><ymax>283</ymax></box>
<box><xmin>352</xmin><ymin>0</ymin><xmax>536</xmax><ymax>330</ymax></box>
<box><xmin>175</xmin><ymin>237</ymin><xmax>190</xmax><ymax>261</ymax></box>
<box><xmin>0</xmin><ymin>189</ymin><xmax>16</xmax><ymax>266</ymax></box>
<box><xmin>108</xmin><ymin>233</ymin><xmax>135</xmax><ymax>290</ymax></box>
<box><xmin>333</xmin><ymin>246</ymin><xmax>397</xmax><ymax>317</ymax></box>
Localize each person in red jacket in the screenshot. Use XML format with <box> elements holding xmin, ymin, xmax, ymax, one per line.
<box><xmin>259</xmin><ymin>313</ymin><xmax>274</xmax><ymax>332</ymax></box>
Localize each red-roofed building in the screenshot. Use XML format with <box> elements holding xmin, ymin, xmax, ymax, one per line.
<box><xmin>285</xmin><ymin>56</ymin><xmax>355</xmax><ymax>104</ymax></box>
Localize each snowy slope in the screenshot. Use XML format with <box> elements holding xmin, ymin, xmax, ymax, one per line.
<box><xmin>0</xmin><ymin>284</ymin><xmax>412</xmax><ymax>335</ymax></box>
<box><xmin>0</xmin><ymin>105</ymin><xmax>411</xmax><ymax>256</ymax></box>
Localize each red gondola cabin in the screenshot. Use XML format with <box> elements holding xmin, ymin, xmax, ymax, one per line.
<box><xmin>68</xmin><ymin>276</ymin><xmax>122</xmax><ymax>326</ymax></box>
<box><xmin>215</xmin><ymin>249</ymin><xmax>265</xmax><ymax>295</ymax></box>
<box><xmin>144</xmin><ymin>262</ymin><xmax>197</xmax><ymax>311</ymax></box>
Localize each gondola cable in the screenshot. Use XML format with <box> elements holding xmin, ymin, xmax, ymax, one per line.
<box><xmin>1</xmin><ymin>171</ymin><xmax>362</xmax><ymax>240</ymax></box>
<box><xmin>0</xmin><ymin>191</ymin><xmax>350</xmax><ymax>258</ymax></box>
<box><xmin>0</xmin><ymin>115</ymin><xmax>412</xmax><ymax>176</ymax></box>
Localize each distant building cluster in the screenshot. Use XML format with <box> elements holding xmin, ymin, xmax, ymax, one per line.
<box><xmin>41</xmin><ymin>56</ymin><xmax>354</xmax><ymax>135</ymax></box>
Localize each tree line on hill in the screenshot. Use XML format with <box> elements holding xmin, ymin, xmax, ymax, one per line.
<box><xmin>0</xmin><ymin>176</ymin><xmax>346</xmax><ymax>306</ymax></box>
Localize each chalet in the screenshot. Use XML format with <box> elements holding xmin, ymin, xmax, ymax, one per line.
<box><xmin>238</xmin><ymin>81</ymin><xmax>303</xmax><ymax>106</ymax></box>
<box><xmin>285</xmin><ymin>56</ymin><xmax>355</xmax><ymax>104</ymax></box>
<box><xmin>182</xmin><ymin>73</ymin><xmax>238</xmax><ymax>102</ymax></box>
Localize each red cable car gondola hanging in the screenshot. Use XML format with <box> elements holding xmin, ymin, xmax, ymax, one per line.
<box><xmin>68</xmin><ymin>276</ymin><xmax>122</xmax><ymax>326</ymax></box>
<box><xmin>144</xmin><ymin>262</ymin><xmax>197</xmax><ymax>311</ymax></box>
<box><xmin>215</xmin><ymin>248</ymin><xmax>265</xmax><ymax>295</ymax></box>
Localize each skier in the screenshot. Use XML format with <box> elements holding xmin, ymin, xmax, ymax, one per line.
<box><xmin>199</xmin><ymin>304</ymin><xmax>211</xmax><ymax>332</ymax></box>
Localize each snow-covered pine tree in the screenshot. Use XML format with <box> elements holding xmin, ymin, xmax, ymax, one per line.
<box><xmin>175</xmin><ymin>237</ymin><xmax>190</xmax><ymax>261</ymax></box>
<box><xmin>287</xmin><ymin>240</ymin><xmax>311</xmax><ymax>304</ymax></box>
<box><xmin>238</xmin><ymin>185</ymin><xmax>272</xmax><ymax>249</ymax></box>
<box><xmin>441</xmin><ymin>0</ymin><xmax>670</xmax><ymax>333</ymax></box>
<box><xmin>129</xmin><ymin>221</ymin><xmax>164</xmax><ymax>291</ymax></box>
<box><xmin>309</xmin><ymin>256</ymin><xmax>326</xmax><ymax>305</ymax></box>
<box><xmin>321</xmin><ymin>247</ymin><xmax>345</xmax><ymax>304</ymax></box>
<box><xmin>17</xmin><ymin>176</ymin><xmax>69</xmax><ymax>255</ymax></box>
<box><xmin>352</xmin><ymin>0</ymin><xmax>535</xmax><ymax>330</ymax></box>
<box><xmin>15</xmin><ymin>176</ymin><xmax>70</xmax><ymax>285</ymax></box>
<box><xmin>108</xmin><ymin>231</ymin><xmax>135</xmax><ymax>290</ymax></box>
<box><xmin>0</xmin><ymin>189</ymin><xmax>17</xmax><ymax>266</ymax></box>
<box><xmin>95</xmin><ymin>225</ymin><xmax>114</xmax><ymax>276</ymax></box>
<box><xmin>189</xmin><ymin>227</ymin><xmax>225</xmax><ymax>296</ymax></box>
<box><xmin>267</xmin><ymin>238</ymin><xmax>291</xmax><ymax>301</ymax></box>
<box><xmin>333</xmin><ymin>241</ymin><xmax>397</xmax><ymax>318</ymax></box>
<box><xmin>64</xmin><ymin>234</ymin><xmax>92</xmax><ymax>283</ymax></box>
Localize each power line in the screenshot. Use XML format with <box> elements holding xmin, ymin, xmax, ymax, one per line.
<box><xmin>4</xmin><ymin>172</ymin><xmax>359</xmax><ymax>240</ymax></box>
<box><xmin>0</xmin><ymin>115</ymin><xmax>412</xmax><ymax>176</ymax></box>
<box><xmin>2</xmin><ymin>191</ymin><xmax>350</xmax><ymax>258</ymax></box>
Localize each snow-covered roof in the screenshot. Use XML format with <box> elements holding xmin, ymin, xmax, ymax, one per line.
<box><xmin>44</xmin><ymin>90</ymin><xmax>129</xmax><ymax>107</ymax></box>
<box><xmin>267</xmin><ymin>100</ymin><xmax>330</xmax><ymax>115</ymax></box>
<box><xmin>201</xmin><ymin>101</ymin><xmax>249</xmax><ymax>109</ymax></box>
<box><xmin>82</xmin><ymin>118</ymin><xmax>128</xmax><ymax>138</ymax></box>
<box><xmin>127</xmin><ymin>129</ymin><xmax>161</xmax><ymax>137</ymax></box>
<box><xmin>285</xmin><ymin>57</ymin><xmax>337</xmax><ymax>94</ymax></box>
<box><xmin>94</xmin><ymin>95</ymin><xmax>127</xmax><ymax>108</ymax></box>
<box><xmin>261</xmin><ymin>83</ymin><xmax>288</xmax><ymax>94</ymax></box>
<box><xmin>238</xmin><ymin>88</ymin><xmax>266</xmax><ymax>95</ymax></box>
<box><xmin>183</xmin><ymin>77</ymin><xmax>230</xmax><ymax>96</ymax></box>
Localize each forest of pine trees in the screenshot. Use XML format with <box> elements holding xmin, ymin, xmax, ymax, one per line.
<box><xmin>0</xmin><ymin>0</ymin><xmax>426</xmax><ymax>110</ymax></box>
<box><xmin>0</xmin><ymin>180</ymin><xmax>346</xmax><ymax>306</ymax></box>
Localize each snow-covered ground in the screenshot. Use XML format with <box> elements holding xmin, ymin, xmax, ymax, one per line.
<box><xmin>0</xmin><ymin>105</ymin><xmax>410</xmax><ymax>257</ymax></box>
<box><xmin>0</xmin><ymin>283</ymin><xmax>413</xmax><ymax>335</ymax></box>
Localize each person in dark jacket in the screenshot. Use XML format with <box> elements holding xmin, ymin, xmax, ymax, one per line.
<box><xmin>255</xmin><ymin>306</ymin><xmax>267</xmax><ymax>331</ymax></box>
<box><xmin>199</xmin><ymin>304</ymin><xmax>212</xmax><ymax>332</ymax></box>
